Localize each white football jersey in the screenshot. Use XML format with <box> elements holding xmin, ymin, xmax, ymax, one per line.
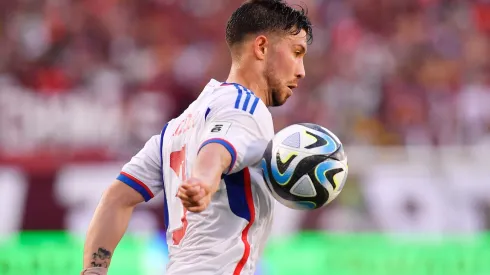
<box><xmin>117</xmin><ymin>79</ymin><xmax>275</xmax><ymax>275</ymax></box>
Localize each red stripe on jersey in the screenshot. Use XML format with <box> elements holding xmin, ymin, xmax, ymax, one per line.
<box><xmin>120</xmin><ymin>172</ymin><xmax>154</xmax><ymax>198</ymax></box>
<box><xmin>172</xmin><ymin>209</ymin><xmax>188</xmax><ymax>245</ymax></box>
<box><xmin>233</xmin><ymin>168</ymin><xmax>255</xmax><ymax>275</ymax></box>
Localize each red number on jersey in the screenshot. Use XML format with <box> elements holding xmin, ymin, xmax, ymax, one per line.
<box><xmin>170</xmin><ymin>145</ymin><xmax>187</xmax><ymax>181</ymax></box>
<box><xmin>169</xmin><ymin>145</ymin><xmax>188</xmax><ymax>245</ymax></box>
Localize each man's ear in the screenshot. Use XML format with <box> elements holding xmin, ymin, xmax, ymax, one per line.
<box><xmin>253</xmin><ymin>35</ymin><xmax>268</xmax><ymax>60</ymax></box>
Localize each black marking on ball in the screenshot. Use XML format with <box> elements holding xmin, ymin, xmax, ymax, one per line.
<box><xmin>323</xmin><ymin>168</ymin><xmax>344</xmax><ymax>189</ymax></box>
<box><xmin>329</xmin><ymin>144</ymin><xmax>346</xmax><ymax>161</ymax></box>
<box><xmin>307</xmin><ymin>167</ymin><xmax>330</xmax><ymax>206</ymax></box>
<box><xmin>276</xmin><ymin>153</ymin><xmax>297</xmax><ymax>174</ymax></box>
<box><xmin>304</xmin><ymin>131</ymin><xmax>327</xmax><ymax>149</ymax></box>
<box><xmin>298</xmin><ymin>123</ymin><xmax>330</xmax><ymax>135</ymax></box>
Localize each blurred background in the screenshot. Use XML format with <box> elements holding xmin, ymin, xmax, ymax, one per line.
<box><xmin>1</xmin><ymin>0</ymin><xmax>490</xmax><ymax>274</ymax></box>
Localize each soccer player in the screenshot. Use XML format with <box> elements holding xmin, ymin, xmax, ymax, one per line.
<box><xmin>81</xmin><ymin>0</ymin><xmax>312</xmax><ymax>274</ymax></box>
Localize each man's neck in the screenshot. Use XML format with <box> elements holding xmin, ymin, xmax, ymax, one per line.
<box><xmin>226</xmin><ymin>65</ymin><xmax>270</xmax><ymax>106</ymax></box>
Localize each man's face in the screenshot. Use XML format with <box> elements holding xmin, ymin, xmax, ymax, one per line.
<box><xmin>265</xmin><ymin>29</ymin><xmax>308</xmax><ymax>106</ymax></box>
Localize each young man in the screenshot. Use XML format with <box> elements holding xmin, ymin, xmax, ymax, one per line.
<box><xmin>81</xmin><ymin>0</ymin><xmax>312</xmax><ymax>274</ymax></box>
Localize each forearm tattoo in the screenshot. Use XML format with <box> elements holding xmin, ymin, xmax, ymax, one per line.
<box><xmin>90</xmin><ymin>247</ymin><xmax>112</xmax><ymax>268</ymax></box>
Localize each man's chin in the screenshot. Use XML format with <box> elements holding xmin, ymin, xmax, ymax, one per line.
<box><xmin>272</xmin><ymin>97</ymin><xmax>288</xmax><ymax>107</ymax></box>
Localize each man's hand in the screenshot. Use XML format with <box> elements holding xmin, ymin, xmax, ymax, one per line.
<box><xmin>81</xmin><ymin>267</ymin><xmax>108</xmax><ymax>275</ymax></box>
<box><xmin>177</xmin><ymin>178</ymin><xmax>214</xmax><ymax>212</ymax></box>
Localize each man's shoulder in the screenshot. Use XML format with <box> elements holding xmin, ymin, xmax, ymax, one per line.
<box><xmin>203</xmin><ymin>79</ymin><xmax>273</xmax><ymax>134</ymax></box>
<box><xmin>210</xmin><ymin>83</ymin><xmax>269</xmax><ymax>117</ymax></box>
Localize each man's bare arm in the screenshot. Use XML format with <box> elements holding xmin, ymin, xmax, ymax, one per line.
<box><xmin>82</xmin><ymin>180</ymin><xmax>144</xmax><ymax>273</ymax></box>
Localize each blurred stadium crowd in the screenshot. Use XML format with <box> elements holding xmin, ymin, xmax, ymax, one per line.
<box><xmin>1</xmin><ymin>3</ymin><xmax>490</xmax><ymax>274</ymax></box>
<box><xmin>1</xmin><ymin>0</ymin><xmax>490</xmax><ymax>157</ymax></box>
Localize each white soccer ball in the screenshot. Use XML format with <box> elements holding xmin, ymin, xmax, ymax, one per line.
<box><xmin>261</xmin><ymin>123</ymin><xmax>348</xmax><ymax>210</ymax></box>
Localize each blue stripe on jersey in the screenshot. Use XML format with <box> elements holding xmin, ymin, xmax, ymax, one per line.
<box><xmin>223</xmin><ymin>170</ymin><xmax>251</xmax><ymax>222</ymax></box>
<box><xmin>223</xmin><ymin>82</ymin><xmax>254</xmax><ymax>95</ymax></box>
<box><xmin>160</xmin><ymin>123</ymin><xmax>169</xmax><ymax>230</ymax></box>
<box><xmin>249</xmin><ymin>97</ymin><xmax>260</xmax><ymax>115</ymax></box>
<box><xmin>233</xmin><ymin>84</ymin><xmax>243</xmax><ymax>109</ymax></box>
<box><xmin>242</xmin><ymin>90</ymin><xmax>252</xmax><ymax>112</ymax></box>
<box><xmin>204</xmin><ymin>107</ymin><xmax>211</xmax><ymax>120</ymax></box>
<box><xmin>228</xmin><ymin>82</ymin><xmax>259</xmax><ymax>114</ymax></box>
<box><xmin>117</xmin><ymin>173</ymin><xmax>153</xmax><ymax>202</ymax></box>
<box><xmin>199</xmin><ymin>138</ymin><xmax>237</xmax><ymax>173</ymax></box>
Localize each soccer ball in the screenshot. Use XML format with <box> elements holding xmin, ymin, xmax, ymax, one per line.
<box><xmin>261</xmin><ymin>123</ymin><xmax>348</xmax><ymax>210</ymax></box>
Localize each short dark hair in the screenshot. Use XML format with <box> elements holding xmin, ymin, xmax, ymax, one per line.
<box><xmin>225</xmin><ymin>0</ymin><xmax>313</xmax><ymax>47</ymax></box>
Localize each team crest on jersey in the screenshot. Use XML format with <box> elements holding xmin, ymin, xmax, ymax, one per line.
<box><xmin>209</xmin><ymin>122</ymin><xmax>231</xmax><ymax>135</ymax></box>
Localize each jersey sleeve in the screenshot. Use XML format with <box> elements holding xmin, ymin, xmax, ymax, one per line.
<box><xmin>117</xmin><ymin>134</ymin><xmax>163</xmax><ymax>201</ymax></box>
<box><xmin>198</xmin><ymin>88</ymin><xmax>274</xmax><ymax>175</ymax></box>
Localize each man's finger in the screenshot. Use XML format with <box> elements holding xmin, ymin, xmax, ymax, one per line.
<box><xmin>182</xmin><ymin>198</ymin><xmax>205</xmax><ymax>210</ymax></box>
<box><xmin>177</xmin><ymin>191</ymin><xmax>190</xmax><ymax>202</ymax></box>
<box><xmin>189</xmin><ymin>188</ymin><xmax>206</xmax><ymax>202</ymax></box>
<box><xmin>177</xmin><ymin>188</ymin><xmax>197</xmax><ymax>203</ymax></box>
<box><xmin>179</xmin><ymin>189</ymin><xmax>206</xmax><ymax>207</ymax></box>
<box><xmin>188</xmin><ymin>195</ymin><xmax>211</xmax><ymax>212</ymax></box>
<box><xmin>177</xmin><ymin>185</ymin><xmax>196</xmax><ymax>198</ymax></box>
<box><xmin>181</xmin><ymin>184</ymin><xmax>201</xmax><ymax>196</ymax></box>
<box><xmin>182</xmin><ymin>200</ymin><xmax>194</xmax><ymax>209</ymax></box>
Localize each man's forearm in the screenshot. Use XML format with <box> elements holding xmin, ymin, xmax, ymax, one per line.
<box><xmin>193</xmin><ymin>143</ymin><xmax>231</xmax><ymax>193</ymax></box>
<box><xmin>176</xmin><ymin>143</ymin><xmax>230</xmax><ymax>213</ymax></box>
<box><xmin>83</xmin><ymin>189</ymin><xmax>136</xmax><ymax>269</ymax></box>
